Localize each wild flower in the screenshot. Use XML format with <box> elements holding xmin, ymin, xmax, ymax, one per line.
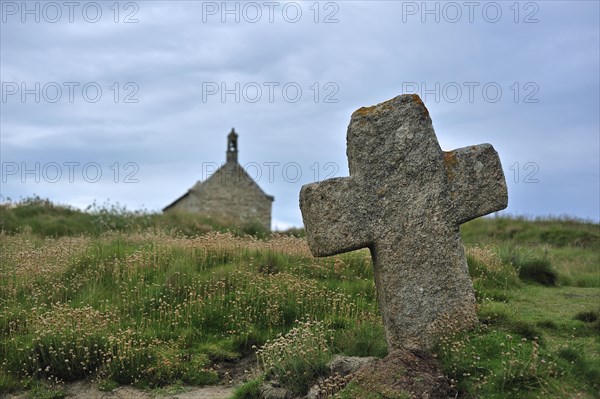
<box><xmin>256</xmin><ymin>319</ymin><xmax>333</xmax><ymax>394</ymax></box>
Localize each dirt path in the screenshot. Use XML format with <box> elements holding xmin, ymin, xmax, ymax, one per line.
<box><xmin>3</xmin><ymin>356</ymin><xmax>258</xmax><ymax>399</ymax></box>
<box><xmin>4</xmin><ymin>382</ymin><xmax>236</xmax><ymax>399</ymax></box>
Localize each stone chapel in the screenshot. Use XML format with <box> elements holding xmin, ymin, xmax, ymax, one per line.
<box><xmin>163</xmin><ymin>129</ymin><xmax>274</xmax><ymax>230</ymax></box>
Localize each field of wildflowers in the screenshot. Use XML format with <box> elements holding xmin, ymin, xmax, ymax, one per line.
<box><xmin>0</xmin><ymin>200</ymin><xmax>598</xmax><ymax>398</ymax></box>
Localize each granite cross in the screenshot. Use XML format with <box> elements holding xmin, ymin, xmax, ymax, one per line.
<box><xmin>299</xmin><ymin>94</ymin><xmax>508</xmax><ymax>351</ymax></box>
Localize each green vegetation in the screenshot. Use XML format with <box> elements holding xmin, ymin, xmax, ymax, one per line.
<box><xmin>0</xmin><ymin>198</ymin><xmax>598</xmax><ymax>398</ymax></box>
<box><xmin>0</xmin><ymin>196</ymin><xmax>270</xmax><ymax>238</ymax></box>
<box><xmin>256</xmin><ymin>320</ymin><xmax>333</xmax><ymax>395</ymax></box>
<box><xmin>232</xmin><ymin>377</ymin><xmax>262</xmax><ymax>399</ymax></box>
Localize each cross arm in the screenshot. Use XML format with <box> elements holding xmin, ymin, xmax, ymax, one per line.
<box><xmin>300</xmin><ymin>177</ymin><xmax>372</xmax><ymax>257</ymax></box>
<box><xmin>444</xmin><ymin>144</ymin><xmax>508</xmax><ymax>225</ymax></box>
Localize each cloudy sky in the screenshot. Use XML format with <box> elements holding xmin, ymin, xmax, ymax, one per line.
<box><xmin>1</xmin><ymin>0</ymin><xmax>598</xmax><ymax>229</ymax></box>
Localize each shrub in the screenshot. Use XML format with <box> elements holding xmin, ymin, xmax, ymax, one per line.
<box><xmin>232</xmin><ymin>378</ymin><xmax>262</xmax><ymax>399</ymax></box>
<box><xmin>518</xmin><ymin>259</ymin><xmax>558</xmax><ymax>286</ymax></box>
<box><xmin>466</xmin><ymin>246</ymin><xmax>520</xmax><ymax>303</ymax></box>
<box><xmin>497</xmin><ymin>245</ymin><xmax>558</xmax><ymax>286</ymax></box>
<box><xmin>574</xmin><ymin>310</ymin><xmax>599</xmax><ymax>323</ymax></box>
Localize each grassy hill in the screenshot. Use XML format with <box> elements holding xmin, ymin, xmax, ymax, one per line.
<box><xmin>0</xmin><ymin>196</ymin><xmax>270</xmax><ymax>238</ymax></box>
<box><xmin>0</xmin><ymin>198</ymin><xmax>598</xmax><ymax>398</ymax></box>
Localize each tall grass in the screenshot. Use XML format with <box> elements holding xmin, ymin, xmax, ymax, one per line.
<box><xmin>1</xmin><ymin>199</ymin><xmax>598</xmax><ymax>398</ymax></box>
<box><xmin>0</xmin><ymin>230</ymin><xmax>378</xmax><ymax>391</ymax></box>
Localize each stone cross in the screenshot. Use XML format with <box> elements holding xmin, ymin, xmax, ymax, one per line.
<box><xmin>299</xmin><ymin>94</ymin><xmax>508</xmax><ymax>351</ymax></box>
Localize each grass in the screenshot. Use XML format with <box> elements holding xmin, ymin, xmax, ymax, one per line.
<box><xmin>232</xmin><ymin>377</ymin><xmax>262</xmax><ymax>399</ymax></box>
<box><xmin>0</xmin><ymin>229</ymin><xmax>379</xmax><ymax>394</ymax></box>
<box><xmin>460</xmin><ymin>215</ymin><xmax>599</xmax><ymax>248</ymax></box>
<box><xmin>0</xmin><ymin>199</ymin><xmax>598</xmax><ymax>398</ymax></box>
<box><xmin>0</xmin><ymin>196</ymin><xmax>271</xmax><ymax>238</ymax></box>
<box><xmin>256</xmin><ymin>319</ymin><xmax>333</xmax><ymax>394</ymax></box>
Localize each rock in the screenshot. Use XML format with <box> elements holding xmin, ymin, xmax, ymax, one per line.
<box><xmin>327</xmin><ymin>355</ymin><xmax>378</xmax><ymax>376</ymax></box>
<box><xmin>259</xmin><ymin>381</ymin><xmax>294</xmax><ymax>399</ymax></box>
<box><xmin>299</xmin><ymin>94</ymin><xmax>508</xmax><ymax>350</ymax></box>
<box><xmin>351</xmin><ymin>349</ymin><xmax>454</xmax><ymax>399</ymax></box>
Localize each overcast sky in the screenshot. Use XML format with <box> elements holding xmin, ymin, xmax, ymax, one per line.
<box><xmin>1</xmin><ymin>0</ymin><xmax>599</xmax><ymax>229</ymax></box>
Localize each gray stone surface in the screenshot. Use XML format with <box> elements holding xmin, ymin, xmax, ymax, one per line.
<box><xmin>164</xmin><ymin>129</ymin><xmax>274</xmax><ymax>231</ymax></box>
<box><xmin>299</xmin><ymin>94</ymin><xmax>508</xmax><ymax>350</ymax></box>
<box><xmin>327</xmin><ymin>354</ymin><xmax>378</xmax><ymax>376</ymax></box>
<box><xmin>259</xmin><ymin>381</ymin><xmax>293</xmax><ymax>399</ymax></box>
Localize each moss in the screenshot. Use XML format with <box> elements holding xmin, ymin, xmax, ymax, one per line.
<box><xmin>352</xmin><ymin>98</ymin><xmax>396</xmax><ymax>118</ymax></box>
<box><xmin>410</xmin><ymin>94</ymin><xmax>429</xmax><ymax>117</ymax></box>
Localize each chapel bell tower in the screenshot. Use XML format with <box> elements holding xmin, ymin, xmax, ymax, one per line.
<box><xmin>227</xmin><ymin>128</ymin><xmax>238</xmax><ymax>163</ymax></box>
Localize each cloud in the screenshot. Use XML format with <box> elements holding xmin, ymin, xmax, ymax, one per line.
<box><xmin>1</xmin><ymin>1</ymin><xmax>599</xmax><ymax>225</ymax></box>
